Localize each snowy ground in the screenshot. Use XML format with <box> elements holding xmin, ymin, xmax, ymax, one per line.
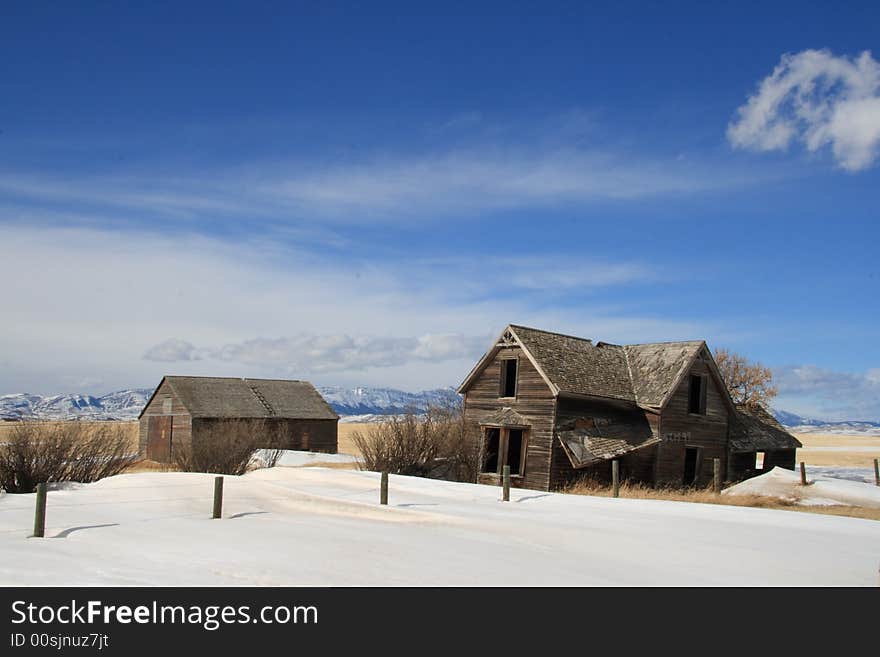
<box><xmin>806</xmin><ymin>466</ymin><xmax>876</xmax><ymax>484</ymax></box>
<box><xmin>724</xmin><ymin>467</ymin><xmax>880</xmax><ymax>509</ymax></box>
<box><xmin>1</xmin><ymin>465</ymin><xmax>878</xmax><ymax>586</ymax></box>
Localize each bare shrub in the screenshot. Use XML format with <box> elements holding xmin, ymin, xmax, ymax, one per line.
<box><xmin>714</xmin><ymin>348</ymin><xmax>778</xmax><ymax>407</ymax></box>
<box><xmin>352</xmin><ymin>403</ymin><xmax>480</xmax><ymax>482</ymax></box>
<box><xmin>0</xmin><ymin>422</ymin><xmax>138</xmax><ymax>493</ymax></box>
<box><xmin>173</xmin><ymin>419</ymin><xmax>284</xmax><ymax>475</ymax></box>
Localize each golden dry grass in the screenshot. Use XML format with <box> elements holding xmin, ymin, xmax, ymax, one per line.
<box><xmin>792</xmin><ymin>432</ymin><xmax>880</xmax><ymax>467</ymax></box>
<box><xmin>563</xmin><ymin>479</ymin><xmax>880</xmax><ymax>521</ymax></box>
<box><xmin>337</xmin><ymin>422</ymin><xmax>368</xmax><ymax>457</ymax></box>
<box><xmin>0</xmin><ymin>420</ymin><xmax>139</xmax><ymax>449</ymax></box>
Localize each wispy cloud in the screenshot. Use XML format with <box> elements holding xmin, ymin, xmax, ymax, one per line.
<box><xmin>728</xmin><ymin>49</ymin><xmax>880</xmax><ymax>171</ymax></box>
<box><xmin>0</xmin><ymin>144</ymin><xmax>762</xmax><ymax>227</ymax></box>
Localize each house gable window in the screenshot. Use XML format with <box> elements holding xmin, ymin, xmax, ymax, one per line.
<box><xmin>481</xmin><ymin>426</ymin><xmax>528</xmax><ymax>476</ymax></box>
<box><xmin>688</xmin><ymin>374</ymin><xmax>707</xmax><ymax>415</ymax></box>
<box><xmin>499</xmin><ymin>358</ymin><xmax>518</xmax><ymax>398</ymax></box>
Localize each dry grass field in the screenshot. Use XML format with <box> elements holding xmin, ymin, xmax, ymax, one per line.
<box><xmin>792</xmin><ymin>432</ymin><xmax>880</xmax><ymax>467</ymax></box>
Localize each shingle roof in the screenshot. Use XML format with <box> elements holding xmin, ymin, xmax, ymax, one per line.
<box><xmin>511</xmin><ymin>326</ymin><xmax>636</xmax><ymax>401</ymax></box>
<box><xmin>503</xmin><ymin>325</ymin><xmax>704</xmax><ymax>408</ymax></box>
<box><xmin>729</xmin><ymin>403</ymin><xmax>801</xmax><ymax>452</ymax></box>
<box><xmin>624</xmin><ymin>341</ymin><xmax>705</xmax><ymax>407</ymax></box>
<box><xmin>160</xmin><ymin>376</ymin><xmax>338</xmax><ymax>420</ymax></box>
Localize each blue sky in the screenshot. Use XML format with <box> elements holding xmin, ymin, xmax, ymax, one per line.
<box><xmin>1</xmin><ymin>1</ymin><xmax>878</xmax><ymax>419</ymax></box>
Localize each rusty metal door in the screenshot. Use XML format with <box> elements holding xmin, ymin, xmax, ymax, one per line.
<box><xmin>147</xmin><ymin>416</ymin><xmax>173</xmax><ymax>462</ymax></box>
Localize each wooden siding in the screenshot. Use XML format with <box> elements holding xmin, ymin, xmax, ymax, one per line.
<box><xmin>657</xmin><ymin>351</ymin><xmax>730</xmax><ymax>486</ymax></box>
<box><xmin>192</xmin><ymin>417</ymin><xmax>337</xmax><ymax>454</ymax></box>
<box><xmin>138</xmin><ymin>379</ymin><xmax>192</xmax><ymax>461</ymax></box>
<box><xmin>463</xmin><ymin>346</ymin><xmax>556</xmax><ymax>491</ymax></box>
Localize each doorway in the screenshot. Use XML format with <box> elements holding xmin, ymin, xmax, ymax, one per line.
<box><xmin>147</xmin><ymin>416</ymin><xmax>173</xmax><ymax>462</ymax></box>
<box><xmin>683</xmin><ymin>447</ymin><xmax>699</xmax><ymax>486</ymax></box>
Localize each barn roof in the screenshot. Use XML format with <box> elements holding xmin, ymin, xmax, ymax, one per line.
<box><xmin>729</xmin><ymin>403</ymin><xmax>801</xmax><ymax>452</ymax></box>
<box><xmin>145</xmin><ymin>376</ymin><xmax>338</xmax><ymax>420</ymax></box>
<box><xmin>458</xmin><ymin>324</ymin><xmax>708</xmax><ymax>410</ymax></box>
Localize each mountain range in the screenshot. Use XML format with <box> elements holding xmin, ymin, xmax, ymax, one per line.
<box><xmin>1</xmin><ymin>387</ymin><xmax>878</xmax><ymax>434</ymax></box>
<box><xmin>0</xmin><ymin>386</ymin><xmax>461</xmax><ymax>422</ymax></box>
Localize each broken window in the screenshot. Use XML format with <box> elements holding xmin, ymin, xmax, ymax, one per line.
<box><xmin>482</xmin><ymin>428</ymin><xmax>500</xmax><ymax>473</ymax></box>
<box><xmin>688</xmin><ymin>374</ymin><xmax>706</xmax><ymax>414</ymax></box>
<box><xmin>500</xmin><ymin>358</ymin><xmax>518</xmax><ymax>397</ymax></box>
<box><xmin>755</xmin><ymin>451</ymin><xmax>765</xmax><ymax>470</ymax></box>
<box><xmin>481</xmin><ymin>427</ymin><xmax>527</xmax><ymax>475</ymax></box>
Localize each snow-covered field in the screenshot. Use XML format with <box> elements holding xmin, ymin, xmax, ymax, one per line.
<box><xmin>1</xmin><ymin>464</ymin><xmax>878</xmax><ymax>586</ymax></box>
<box><xmin>724</xmin><ymin>467</ymin><xmax>880</xmax><ymax>508</ymax></box>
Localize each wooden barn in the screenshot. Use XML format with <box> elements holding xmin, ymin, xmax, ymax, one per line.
<box><xmin>458</xmin><ymin>324</ymin><xmax>801</xmax><ymax>492</ymax></box>
<box><xmin>138</xmin><ymin>376</ymin><xmax>338</xmax><ymax>463</ymax></box>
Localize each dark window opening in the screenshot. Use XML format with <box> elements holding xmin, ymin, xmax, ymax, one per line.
<box><xmin>683</xmin><ymin>447</ymin><xmax>699</xmax><ymax>485</ymax></box>
<box><xmin>507</xmin><ymin>429</ymin><xmax>524</xmax><ymax>474</ymax></box>
<box><xmin>688</xmin><ymin>374</ymin><xmax>706</xmax><ymax>414</ymax></box>
<box><xmin>500</xmin><ymin>359</ymin><xmax>518</xmax><ymax>397</ymax></box>
<box><xmin>481</xmin><ymin>426</ymin><xmax>528</xmax><ymax>475</ymax></box>
<box><xmin>482</xmin><ymin>428</ymin><xmax>500</xmax><ymax>473</ymax></box>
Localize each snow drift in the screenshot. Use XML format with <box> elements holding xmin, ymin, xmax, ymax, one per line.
<box><xmin>1</xmin><ymin>464</ymin><xmax>878</xmax><ymax>586</ymax></box>
<box><xmin>723</xmin><ymin>466</ymin><xmax>880</xmax><ymax>508</ymax></box>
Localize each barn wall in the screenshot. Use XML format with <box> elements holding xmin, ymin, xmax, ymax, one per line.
<box><xmin>657</xmin><ymin>352</ymin><xmax>730</xmax><ymax>486</ymax></box>
<box><xmin>463</xmin><ymin>346</ymin><xmax>556</xmax><ymax>491</ymax></box>
<box><xmin>138</xmin><ymin>379</ymin><xmax>192</xmax><ymax>461</ymax></box>
<box><xmin>274</xmin><ymin>419</ymin><xmax>338</xmax><ymax>453</ymax></box>
<box><xmin>763</xmin><ymin>449</ymin><xmax>796</xmax><ymax>471</ymax></box>
<box><xmin>192</xmin><ymin>417</ymin><xmax>338</xmax><ymax>453</ymax></box>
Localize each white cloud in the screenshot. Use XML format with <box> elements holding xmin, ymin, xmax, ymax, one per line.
<box><xmin>144</xmin><ymin>333</ymin><xmax>491</xmax><ymax>373</ymax></box>
<box><xmin>142</xmin><ymin>339</ymin><xmax>202</xmax><ymax>362</ymax></box>
<box><xmin>774</xmin><ymin>364</ymin><xmax>880</xmax><ymax>420</ymax></box>
<box><xmin>0</xmin><ymin>224</ymin><xmax>699</xmax><ymax>395</ymax></box>
<box><xmin>728</xmin><ymin>49</ymin><xmax>880</xmax><ymax>171</ymax></box>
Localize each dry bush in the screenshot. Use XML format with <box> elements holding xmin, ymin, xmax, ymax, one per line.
<box><xmin>353</xmin><ymin>403</ymin><xmax>480</xmax><ymax>482</ymax></box>
<box><xmin>0</xmin><ymin>422</ymin><xmax>138</xmax><ymax>493</ymax></box>
<box><xmin>173</xmin><ymin>419</ymin><xmax>284</xmax><ymax>475</ymax></box>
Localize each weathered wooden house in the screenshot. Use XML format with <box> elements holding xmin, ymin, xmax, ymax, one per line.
<box><xmin>458</xmin><ymin>325</ymin><xmax>800</xmax><ymax>491</ymax></box>
<box><xmin>138</xmin><ymin>376</ymin><xmax>338</xmax><ymax>463</ymax></box>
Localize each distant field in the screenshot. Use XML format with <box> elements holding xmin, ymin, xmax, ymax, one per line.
<box><xmin>792</xmin><ymin>433</ymin><xmax>880</xmax><ymax>467</ymax></box>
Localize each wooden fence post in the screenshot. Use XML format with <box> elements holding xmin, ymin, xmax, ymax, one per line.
<box><xmin>612</xmin><ymin>460</ymin><xmax>620</xmax><ymax>498</ymax></box>
<box><xmin>380</xmin><ymin>471</ymin><xmax>389</xmax><ymax>505</ymax></box>
<box><xmin>874</xmin><ymin>458</ymin><xmax>879</xmax><ymax>487</ymax></box>
<box><xmin>502</xmin><ymin>465</ymin><xmax>510</xmax><ymax>502</ymax></box>
<box><xmin>713</xmin><ymin>458</ymin><xmax>721</xmax><ymax>495</ymax></box>
<box><xmin>800</xmin><ymin>461</ymin><xmax>807</xmax><ymax>486</ymax></box>
<box><xmin>33</xmin><ymin>482</ymin><xmax>47</xmax><ymax>538</ymax></box>
<box><xmin>212</xmin><ymin>476</ymin><xmax>223</xmax><ymax>519</ymax></box>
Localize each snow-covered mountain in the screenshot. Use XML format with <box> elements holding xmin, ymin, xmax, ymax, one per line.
<box><xmin>0</xmin><ymin>386</ymin><xmax>461</xmax><ymax>421</ymax></box>
<box><xmin>3</xmin><ymin>386</ymin><xmax>877</xmax><ymax>434</ymax></box>
<box><xmin>0</xmin><ymin>389</ymin><xmax>154</xmax><ymax>421</ymax></box>
<box><xmin>316</xmin><ymin>386</ymin><xmax>460</xmax><ymax>416</ymax></box>
<box><xmin>771</xmin><ymin>409</ymin><xmax>880</xmax><ymax>435</ymax></box>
